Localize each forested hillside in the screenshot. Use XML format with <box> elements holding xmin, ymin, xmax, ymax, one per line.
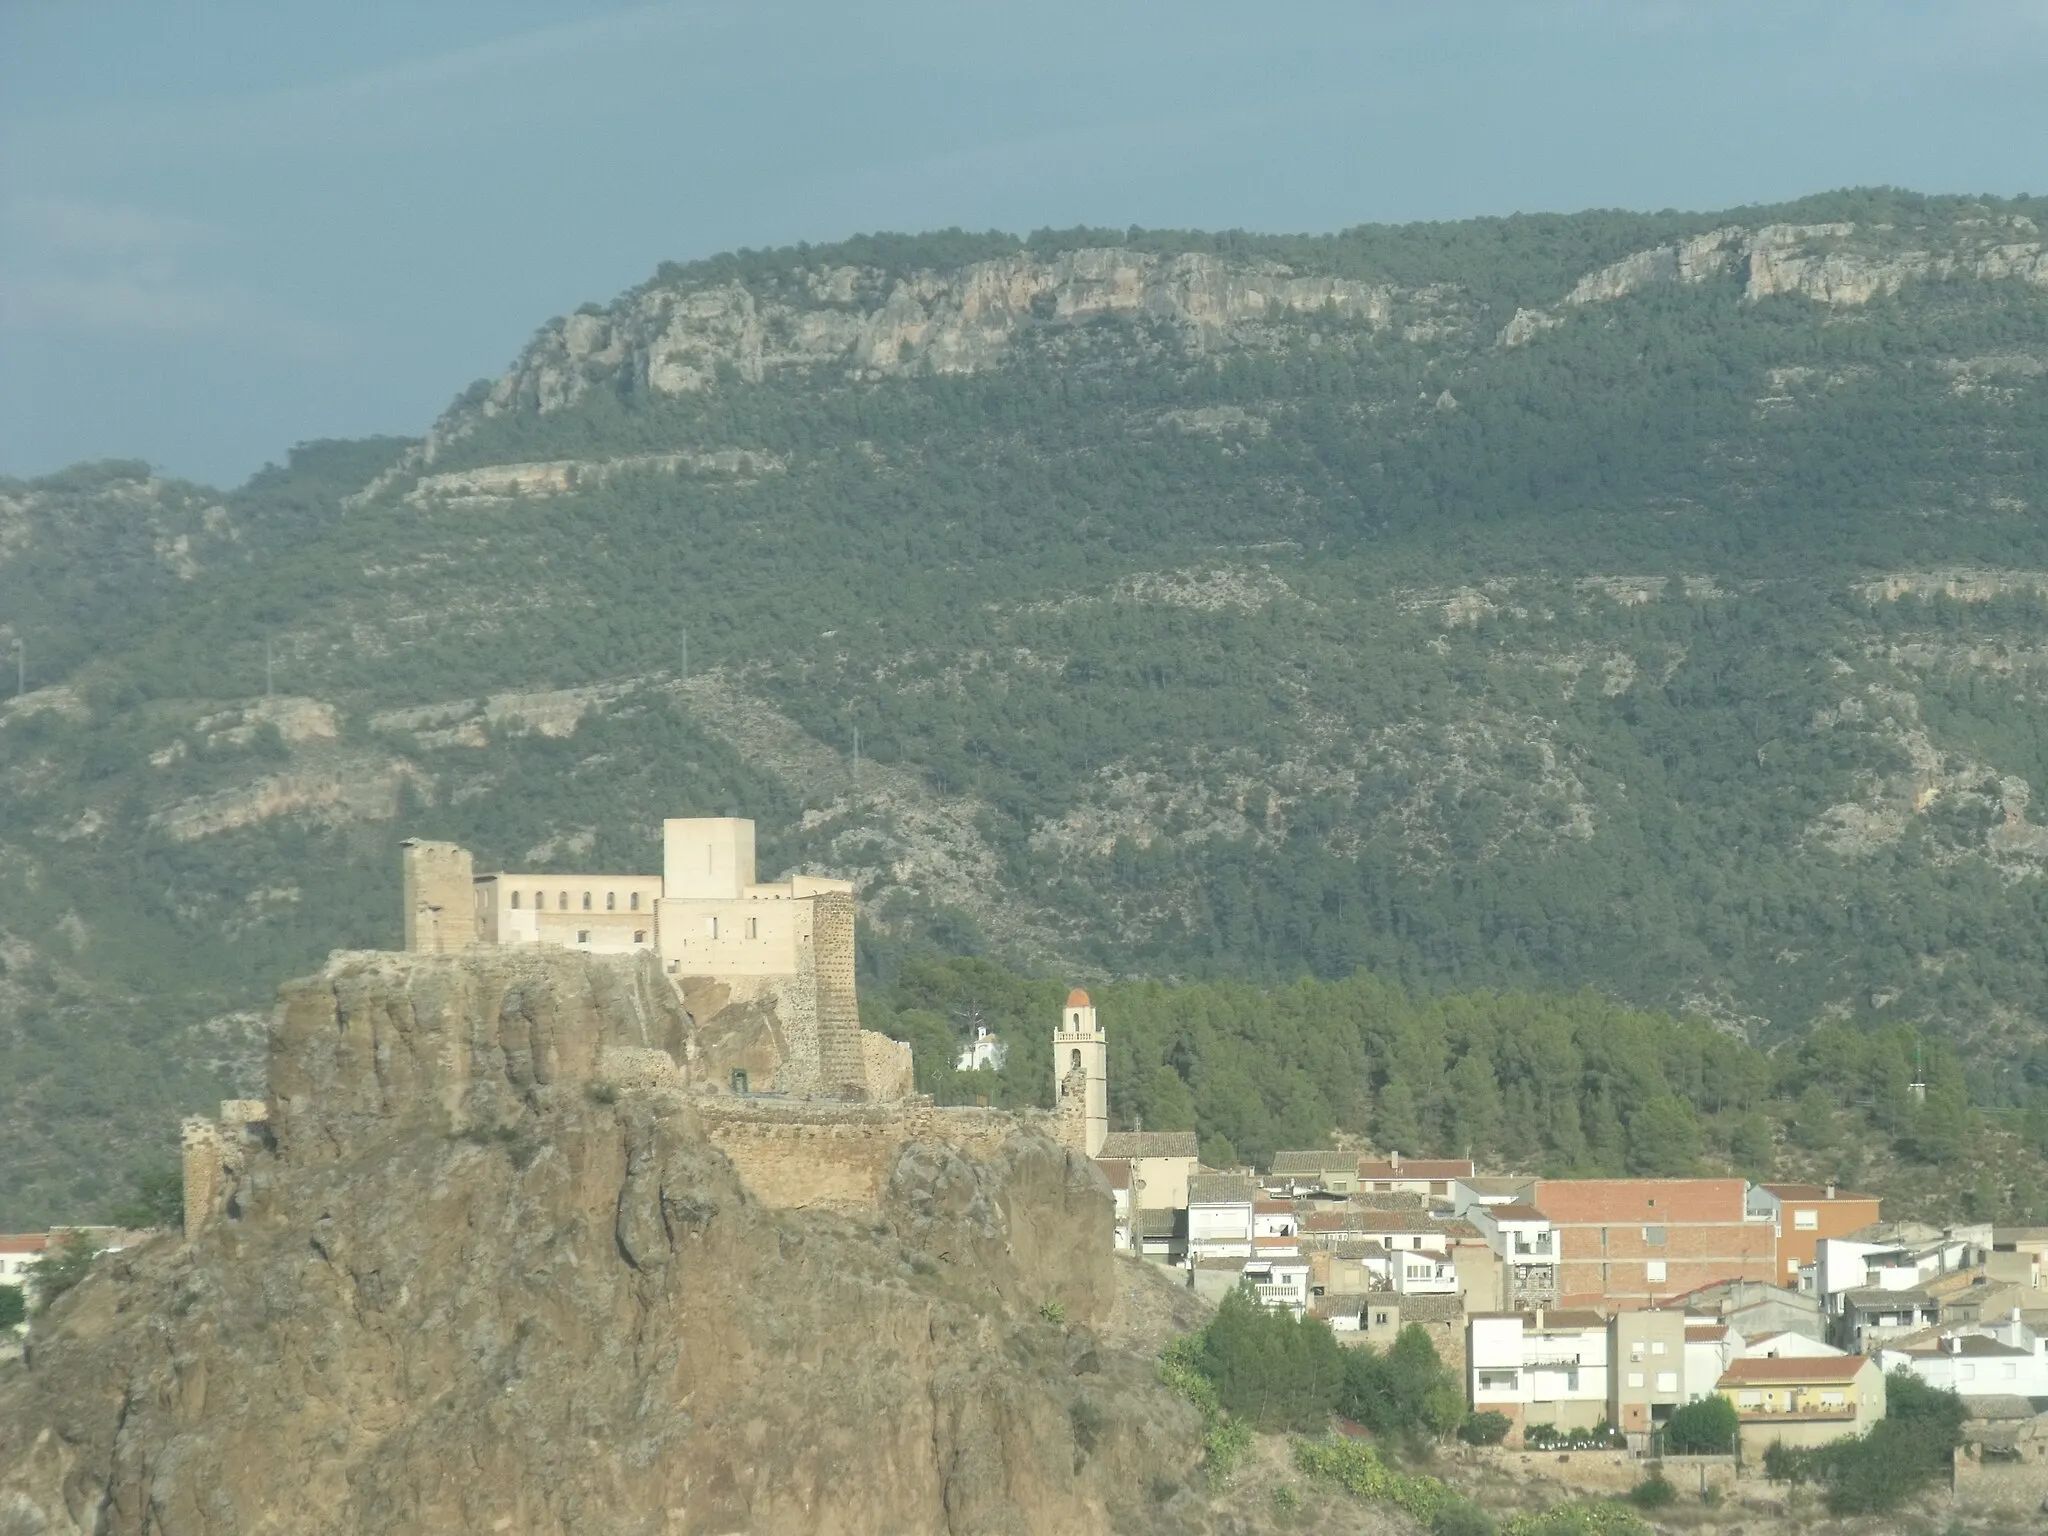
<box><xmin>8</xmin><ymin>187</ymin><xmax>2048</xmax><ymax>1224</ymax></box>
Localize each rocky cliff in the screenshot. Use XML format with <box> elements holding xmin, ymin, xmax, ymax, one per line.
<box><xmin>0</xmin><ymin>948</ymin><xmax>1218</xmax><ymax>1536</ymax></box>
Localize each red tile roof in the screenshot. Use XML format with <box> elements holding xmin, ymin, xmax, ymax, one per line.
<box><xmin>0</xmin><ymin>1234</ymin><xmax>48</xmax><ymax>1255</ymax></box>
<box><xmin>1488</xmin><ymin>1204</ymin><xmax>1549</xmax><ymax>1222</ymax></box>
<box><xmin>1066</xmin><ymin>988</ymin><xmax>1091</xmax><ymax>1007</ymax></box>
<box><xmin>1685</xmin><ymin>1325</ymin><xmax>1729</xmax><ymax>1343</ymax></box>
<box><xmin>1097</xmin><ymin>1158</ymin><xmax>1131</xmax><ymax>1190</ymax></box>
<box><xmin>1719</xmin><ymin>1356</ymin><xmax>1870</xmax><ymax>1385</ymax></box>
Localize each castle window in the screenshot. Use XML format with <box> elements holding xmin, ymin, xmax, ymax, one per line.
<box><xmin>606</xmin><ymin>892</ymin><xmax>616</xmax><ymax>911</ymax></box>
<box><xmin>630</xmin><ymin>892</ymin><xmax>640</xmax><ymax>911</ymax></box>
<box><xmin>510</xmin><ymin>892</ymin><xmax>521</xmax><ymax>910</ymax></box>
<box><xmin>582</xmin><ymin>892</ymin><xmax>592</xmax><ymax>911</ymax></box>
<box><xmin>706</xmin><ymin>915</ymin><xmax>719</xmax><ymax>939</ymax></box>
<box><xmin>746</xmin><ymin>916</ymin><xmax>758</xmax><ymax>939</ymax></box>
<box><xmin>633</xmin><ymin>930</ymin><xmax>646</xmax><ymax>944</ymax></box>
<box><xmin>559</xmin><ymin>893</ymin><xmax>568</xmax><ymax>910</ymax></box>
<box><xmin>1070</xmin><ymin>1048</ymin><xmax>1081</xmax><ymax>1069</ymax></box>
<box><xmin>577</xmin><ymin>930</ymin><xmax>590</xmax><ymax>943</ymax></box>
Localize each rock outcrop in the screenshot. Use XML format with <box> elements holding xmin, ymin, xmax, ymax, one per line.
<box><xmin>0</xmin><ymin>947</ymin><xmax>1207</xmax><ymax>1534</ymax></box>
<box><xmin>1500</xmin><ymin>215</ymin><xmax>2048</xmax><ymax>345</ymax></box>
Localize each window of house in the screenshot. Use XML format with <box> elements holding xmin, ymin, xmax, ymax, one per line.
<box><xmin>1738</xmin><ymin>1392</ymin><xmax>1761</xmax><ymax>1409</ymax></box>
<box><xmin>1656</xmin><ymin>1372</ymin><xmax>1678</xmax><ymax>1393</ymax></box>
<box><xmin>1565</xmin><ymin>1368</ymin><xmax>1579</xmax><ymax>1393</ymax></box>
<box><xmin>510</xmin><ymin>892</ymin><xmax>521</xmax><ymax>909</ymax></box>
<box><xmin>1643</xmin><ymin>1226</ymin><xmax>1666</xmax><ymax>1245</ymax></box>
<box><xmin>1794</xmin><ymin>1209</ymin><xmax>1819</xmax><ymax>1231</ymax></box>
<box><xmin>1646</xmin><ymin>1260</ymin><xmax>1668</xmax><ymax>1284</ymax></box>
<box><xmin>577</xmin><ymin>930</ymin><xmax>590</xmax><ymax>943</ymax></box>
<box><xmin>746</xmin><ymin>916</ymin><xmax>758</xmax><ymax>939</ymax></box>
<box><xmin>582</xmin><ymin>892</ymin><xmax>592</xmax><ymax>911</ymax></box>
<box><xmin>1651</xmin><ymin>1341</ymin><xmax>1667</xmax><ymax>1355</ymax></box>
<box><xmin>706</xmin><ymin>915</ymin><xmax>718</xmax><ymax>939</ymax></box>
<box><xmin>606</xmin><ymin>892</ymin><xmax>616</xmax><ymax>910</ymax></box>
<box><xmin>1631</xmin><ymin>1342</ymin><xmax>1645</xmax><ymax>1362</ymax></box>
<box><xmin>1477</xmin><ymin>1370</ymin><xmax>1518</xmax><ymax>1391</ymax></box>
<box><xmin>630</xmin><ymin>892</ymin><xmax>640</xmax><ymax>911</ymax></box>
<box><xmin>1627</xmin><ymin>1371</ymin><xmax>1645</xmax><ymax>1388</ymax></box>
<box><xmin>633</xmin><ymin>931</ymin><xmax>646</xmax><ymax>944</ymax></box>
<box><xmin>559</xmin><ymin>893</ymin><xmax>569</xmax><ymax>910</ymax></box>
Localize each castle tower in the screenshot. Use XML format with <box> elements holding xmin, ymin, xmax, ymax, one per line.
<box><xmin>401</xmin><ymin>839</ymin><xmax>475</xmax><ymax>952</ymax></box>
<box><xmin>1053</xmin><ymin>988</ymin><xmax>1108</xmax><ymax>1158</ymax></box>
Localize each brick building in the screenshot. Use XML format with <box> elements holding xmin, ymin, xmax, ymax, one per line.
<box><xmin>1758</xmin><ymin>1183</ymin><xmax>1882</xmax><ymax>1286</ymax></box>
<box><xmin>1530</xmin><ymin>1178</ymin><xmax>1778</xmax><ymax>1309</ymax></box>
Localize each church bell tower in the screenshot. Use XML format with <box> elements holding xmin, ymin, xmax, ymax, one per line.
<box><xmin>1053</xmin><ymin>988</ymin><xmax>1108</xmax><ymax>1157</ymax></box>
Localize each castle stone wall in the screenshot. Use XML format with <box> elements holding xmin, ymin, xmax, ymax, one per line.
<box><xmin>696</xmin><ymin>1098</ymin><xmax>1017</xmax><ymax>1211</ymax></box>
<box><xmin>810</xmin><ymin>891</ymin><xmax>866</xmax><ymax>1099</ymax></box>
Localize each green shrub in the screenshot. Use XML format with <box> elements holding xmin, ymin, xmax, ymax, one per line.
<box><xmin>108</xmin><ymin>1166</ymin><xmax>184</xmax><ymax>1230</ymax></box>
<box><xmin>1458</xmin><ymin>1410</ymin><xmax>1513</xmax><ymax>1446</ymax></box>
<box><xmin>1626</xmin><ymin>1472</ymin><xmax>1676</xmax><ymax>1509</ymax></box>
<box><xmin>1762</xmin><ymin>1370</ymin><xmax>1967</xmax><ymax>1515</ymax></box>
<box><xmin>1039</xmin><ymin>1298</ymin><xmax>1068</xmax><ymax>1326</ymax></box>
<box><xmin>1341</xmin><ymin>1323</ymin><xmax>1465</xmax><ymax>1440</ymax></box>
<box><xmin>1500</xmin><ymin>1502</ymin><xmax>1650</xmax><ymax>1536</ymax></box>
<box><xmin>1199</xmin><ymin>1289</ymin><xmax>1346</xmax><ymax>1432</ymax></box>
<box><xmin>0</xmin><ymin>1285</ymin><xmax>24</xmax><ymax>1330</ymax></box>
<box><xmin>1663</xmin><ymin>1394</ymin><xmax>1737</xmax><ymax>1455</ymax></box>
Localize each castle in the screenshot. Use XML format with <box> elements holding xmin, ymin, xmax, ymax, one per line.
<box><xmin>399</xmin><ymin>817</ymin><xmax>903</xmax><ymax>1101</ymax></box>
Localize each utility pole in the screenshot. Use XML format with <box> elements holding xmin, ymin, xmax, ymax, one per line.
<box><xmin>681</xmin><ymin>630</ymin><xmax>688</xmax><ymax>681</ymax></box>
<box><xmin>11</xmin><ymin>637</ymin><xmax>21</xmax><ymax>698</ymax></box>
<box><xmin>265</xmin><ymin>639</ymin><xmax>275</xmax><ymax>698</ymax></box>
<box><xmin>852</xmin><ymin>724</ymin><xmax>860</xmax><ymax>784</ymax></box>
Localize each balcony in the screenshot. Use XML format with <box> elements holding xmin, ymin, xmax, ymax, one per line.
<box><xmin>1511</xmin><ymin>1240</ymin><xmax>1554</xmax><ymax>1258</ymax></box>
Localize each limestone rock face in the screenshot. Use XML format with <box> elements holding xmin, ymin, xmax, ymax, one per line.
<box><xmin>0</xmin><ymin>949</ymin><xmax>1205</xmax><ymax>1535</ymax></box>
<box><xmin>481</xmin><ymin>249</ymin><xmax>1398</xmax><ymax>419</ymax></box>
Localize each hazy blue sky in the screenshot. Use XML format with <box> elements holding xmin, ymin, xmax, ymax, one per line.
<box><xmin>4</xmin><ymin>1</ymin><xmax>2046</xmax><ymax>486</ymax></box>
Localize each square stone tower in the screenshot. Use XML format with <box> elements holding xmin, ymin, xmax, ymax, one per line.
<box><xmin>401</xmin><ymin>839</ymin><xmax>476</xmax><ymax>952</ymax></box>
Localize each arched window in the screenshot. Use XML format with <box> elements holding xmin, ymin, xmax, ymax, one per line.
<box><xmin>582</xmin><ymin>892</ymin><xmax>592</xmax><ymax>911</ymax></box>
<box><xmin>558</xmin><ymin>892</ymin><xmax>568</xmax><ymax>910</ymax></box>
<box><xmin>633</xmin><ymin>930</ymin><xmax>646</xmax><ymax>944</ymax></box>
<box><xmin>510</xmin><ymin>891</ymin><xmax>521</xmax><ymax>910</ymax></box>
<box><xmin>630</xmin><ymin>892</ymin><xmax>640</xmax><ymax>911</ymax></box>
<box><xmin>606</xmin><ymin>892</ymin><xmax>616</xmax><ymax>911</ymax></box>
<box><xmin>1070</xmin><ymin>1048</ymin><xmax>1082</xmax><ymax>1069</ymax></box>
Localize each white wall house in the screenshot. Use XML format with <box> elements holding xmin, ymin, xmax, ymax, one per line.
<box><xmin>1879</xmin><ymin>1314</ymin><xmax>2048</xmax><ymax>1398</ymax></box>
<box><xmin>1188</xmin><ymin>1176</ymin><xmax>1257</xmax><ymax>1262</ymax></box>
<box><xmin>1683</xmin><ymin>1323</ymin><xmax>1744</xmax><ymax>1402</ymax></box>
<box><xmin>1467</xmin><ymin>1201</ymin><xmax>1559</xmax><ymax>1310</ymax></box>
<box><xmin>955</xmin><ymin>1026</ymin><xmax>1007</xmax><ymax>1072</ymax></box>
<box><xmin>1392</xmin><ymin>1248</ymin><xmax>1459</xmax><ymax>1296</ymax></box>
<box><xmin>1468</xmin><ymin>1310</ymin><xmax>1612</xmax><ymax>1437</ymax></box>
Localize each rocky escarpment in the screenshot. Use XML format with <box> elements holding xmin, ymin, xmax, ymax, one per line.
<box><xmin>0</xmin><ymin>948</ymin><xmax>1211</xmax><ymax>1536</ymax></box>
<box><xmin>1499</xmin><ymin>213</ymin><xmax>2048</xmax><ymax>344</ymax></box>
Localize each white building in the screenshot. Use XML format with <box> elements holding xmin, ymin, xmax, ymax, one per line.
<box><xmin>1742</xmin><ymin>1330</ymin><xmax>1846</xmax><ymax>1360</ymax></box>
<box><xmin>1683</xmin><ymin>1323</ymin><xmax>1743</xmax><ymax>1402</ymax></box>
<box><xmin>955</xmin><ymin>1025</ymin><xmax>1007</xmax><ymax>1072</ymax></box>
<box><xmin>1466</xmin><ymin>1201</ymin><xmax>1560</xmax><ymax>1310</ymax></box>
<box><xmin>1188</xmin><ymin>1175</ymin><xmax>1257</xmax><ymax>1262</ymax></box>
<box><xmin>1392</xmin><ymin>1248</ymin><xmax>1460</xmax><ymax>1297</ymax></box>
<box><xmin>1879</xmin><ymin>1313</ymin><xmax>2048</xmax><ymax>1399</ymax></box>
<box><xmin>1468</xmin><ymin>1309</ymin><xmax>1612</xmax><ymax>1437</ymax></box>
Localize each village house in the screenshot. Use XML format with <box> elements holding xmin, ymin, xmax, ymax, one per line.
<box><xmin>1671</xmin><ymin>1277</ymin><xmax>1824</xmax><ymax>1344</ymax></box>
<box><xmin>1530</xmin><ymin>1178</ymin><xmax>1778</xmax><ymax>1310</ymax></box>
<box><xmin>1878</xmin><ymin>1312</ymin><xmax>2048</xmax><ymax>1399</ymax></box>
<box><xmin>1465</xmin><ymin>1201</ymin><xmax>1560</xmax><ymax>1311</ymax></box>
<box><xmin>1716</xmin><ymin>1354</ymin><xmax>1886</xmax><ymax>1458</ymax></box>
<box><xmin>1095</xmin><ymin>1131</ymin><xmax>1199</xmax><ymax>1213</ymax></box>
<box><xmin>1357</xmin><ymin>1154</ymin><xmax>1475</xmax><ymax>1198</ymax></box>
<box><xmin>1610</xmin><ymin>1310</ymin><xmax>1688</xmax><ymax>1437</ymax></box>
<box><xmin>1187</xmin><ymin>1175</ymin><xmax>1259</xmax><ymax>1262</ymax></box>
<box><xmin>1683</xmin><ymin>1323</ymin><xmax>1742</xmax><ymax>1403</ymax></box>
<box><xmin>1468</xmin><ymin>1309</ymin><xmax>1612</xmax><ymax>1439</ymax></box>
<box><xmin>1755</xmin><ymin>1183</ymin><xmax>1883</xmax><ymax>1289</ymax></box>
<box><xmin>0</xmin><ymin>1234</ymin><xmax>46</xmax><ymax>1309</ymax></box>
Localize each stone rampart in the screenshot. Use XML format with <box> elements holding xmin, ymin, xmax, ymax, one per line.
<box><xmin>696</xmin><ymin>1097</ymin><xmax>1019</xmax><ymax>1211</ymax></box>
<box><xmin>1461</xmin><ymin>1447</ymin><xmax>1736</xmax><ymax>1498</ymax></box>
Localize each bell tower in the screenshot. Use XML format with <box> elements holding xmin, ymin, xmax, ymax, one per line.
<box><xmin>1053</xmin><ymin>987</ymin><xmax>1108</xmax><ymax>1158</ymax></box>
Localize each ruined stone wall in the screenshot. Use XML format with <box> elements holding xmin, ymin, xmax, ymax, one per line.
<box><xmin>772</xmin><ymin>899</ymin><xmax>821</xmax><ymax>1094</ymax></box>
<box><xmin>1055</xmin><ymin>1063</ymin><xmax>1090</xmax><ymax>1155</ymax></box>
<box><xmin>810</xmin><ymin>890</ymin><xmax>866</xmax><ymax>1098</ymax></box>
<box><xmin>696</xmin><ymin>1098</ymin><xmax>1017</xmax><ymax>1211</ymax></box>
<box><xmin>860</xmin><ymin>1031</ymin><xmax>915</xmax><ymax>1101</ymax></box>
<box><xmin>180</xmin><ymin>1118</ymin><xmax>223</xmax><ymax>1235</ymax></box>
